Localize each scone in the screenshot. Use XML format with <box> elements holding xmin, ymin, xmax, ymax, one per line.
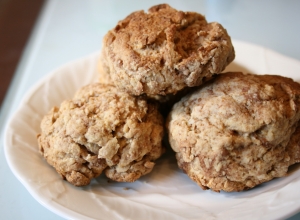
<box><xmin>99</xmin><ymin>4</ymin><xmax>235</xmax><ymax>97</ymax></box>
<box><xmin>37</xmin><ymin>83</ymin><xmax>165</xmax><ymax>186</ymax></box>
<box><xmin>166</xmin><ymin>72</ymin><xmax>300</xmax><ymax>192</ymax></box>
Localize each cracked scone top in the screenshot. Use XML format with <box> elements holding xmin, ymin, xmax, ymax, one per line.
<box><xmin>100</xmin><ymin>4</ymin><xmax>235</xmax><ymax>97</ymax></box>
<box><xmin>37</xmin><ymin>83</ymin><xmax>164</xmax><ymax>186</ymax></box>
<box><xmin>167</xmin><ymin>72</ymin><xmax>300</xmax><ymax>192</ymax></box>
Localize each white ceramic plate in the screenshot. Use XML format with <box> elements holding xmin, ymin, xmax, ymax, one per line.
<box><xmin>4</xmin><ymin>40</ymin><xmax>300</xmax><ymax>220</ymax></box>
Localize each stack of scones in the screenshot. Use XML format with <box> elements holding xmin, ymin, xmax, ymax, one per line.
<box><xmin>37</xmin><ymin>4</ymin><xmax>300</xmax><ymax>192</ymax></box>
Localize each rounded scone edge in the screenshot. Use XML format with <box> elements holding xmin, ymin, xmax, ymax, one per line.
<box><xmin>166</xmin><ymin>72</ymin><xmax>300</xmax><ymax>192</ymax></box>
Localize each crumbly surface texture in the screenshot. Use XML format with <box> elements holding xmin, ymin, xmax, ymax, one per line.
<box><xmin>167</xmin><ymin>72</ymin><xmax>300</xmax><ymax>192</ymax></box>
<box><xmin>100</xmin><ymin>4</ymin><xmax>235</xmax><ymax>97</ymax></box>
<box><xmin>37</xmin><ymin>83</ymin><xmax>165</xmax><ymax>186</ymax></box>
<box><xmin>98</xmin><ymin>54</ymin><xmax>197</xmax><ymax>118</ymax></box>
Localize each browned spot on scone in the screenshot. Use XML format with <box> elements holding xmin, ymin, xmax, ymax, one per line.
<box><xmin>99</xmin><ymin>4</ymin><xmax>235</xmax><ymax>97</ymax></box>
<box><xmin>167</xmin><ymin>72</ymin><xmax>300</xmax><ymax>192</ymax></box>
<box><xmin>37</xmin><ymin>83</ymin><xmax>165</xmax><ymax>186</ymax></box>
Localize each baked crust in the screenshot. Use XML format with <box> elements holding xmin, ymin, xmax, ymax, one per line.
<box><xmin>167</xmin><ymin>72</ymin><xmax>300</xmax><ymax>192</ymax></box>
<box><xmin>37</xmin><ymin>83</ymin><xmax>165</xmax><ymax>186</ymax></box>
<box><xmin>100</xmin><ymin>4</ymin><xmax>235</xmax><ymax>97</ymax></box>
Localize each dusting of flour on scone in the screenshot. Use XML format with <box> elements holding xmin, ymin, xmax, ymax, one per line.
<box><xmin>166</xmin><ymin>72</ymin><xmax>300</xmax><ymax>192</ymax></box>
<box><xmin>99</xmin><ymin>4</ymin><xmax>235</xmax><ymax>97</ymax></box>
<box><xmin>37</xmin><ymin>83</ymin><xmax>165</xmax><ymax>186</ymax></box>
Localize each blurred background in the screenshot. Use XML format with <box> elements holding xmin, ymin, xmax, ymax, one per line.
<box><xmin>1</xmin><ymin>0</ymin><xmax>300</xmax><ymax>219</ymax></box>
<box><xmin>0</xmin><ymin>0</ymin><xmax>44</xmax><ymax>107</ymax></box>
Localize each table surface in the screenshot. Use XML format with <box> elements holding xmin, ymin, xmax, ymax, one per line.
<box><xmin>1</xmin><ymin>0</ymin><xmax>300</xmax><ymax>219</ymax></box>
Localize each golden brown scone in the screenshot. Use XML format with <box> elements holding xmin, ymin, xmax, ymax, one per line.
<box><xmin>37</xmin><ymin>83</ymin><xmax>165</xmax><ymax>186</ymax></box>
<box><xmin>166</xmin><ymin>72</ymin><xmax>300</xmax><ymax>192</ymax></box>
<box><xmin>100</xmin><ymin>4</ymin><xmax>235</xmax><ymax>97</ymax></box>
